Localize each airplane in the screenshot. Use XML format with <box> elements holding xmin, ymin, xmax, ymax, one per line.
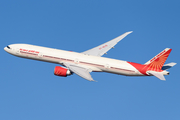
<box><xmin>4</xmin><ymin>31</ymin><xmax>176</xmax><ymax>81</ymax></box>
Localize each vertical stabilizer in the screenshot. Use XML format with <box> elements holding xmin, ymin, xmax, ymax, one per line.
<box><xmin>144</xmin><ymin>48</ymin><xmax>172</xmax><ymax>72</ymax></box>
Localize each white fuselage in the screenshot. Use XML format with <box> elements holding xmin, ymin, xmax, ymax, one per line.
<box><xmin>4</xmin><ymin>44</ymin><xmax>143</xmax><ymax>76</ymax></box>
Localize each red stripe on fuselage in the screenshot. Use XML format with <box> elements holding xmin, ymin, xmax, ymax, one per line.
<box><xmin>128</xmin><ymin>61</ymin><xmax>164</xmax><ymax>76</ymax></box>
<box><xmin>128</xmin><ymin>62</ymin><xmax>149</xmax><ymax>75</ymax></box>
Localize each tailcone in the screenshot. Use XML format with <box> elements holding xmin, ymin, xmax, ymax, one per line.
<box><xmin>162</xmin><ymin>71</ymin><xmax>169</xmax><ymax>75</ymax></box>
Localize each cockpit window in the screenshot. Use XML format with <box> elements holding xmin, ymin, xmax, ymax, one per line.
<box><xmin>7</xmin><ymin>46</ymin><xmax>11</xmax><ymax>49</ymax></box>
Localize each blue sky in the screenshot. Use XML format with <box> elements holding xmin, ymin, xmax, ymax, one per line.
<box><xmin>1</xmin><ymin>0</ymin><xmax>180</xmax><ymax>120</ymax></box>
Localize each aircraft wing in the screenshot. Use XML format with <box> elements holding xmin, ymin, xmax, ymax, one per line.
<box><xmin>63</xmin><ymin>63</ymin><xmax>95</xmax><ymax>81</ymax></box>
<box><xmin>82</xmin><ymin>31</ymin><xmax>133</xmax><ymax>56</ymax></box>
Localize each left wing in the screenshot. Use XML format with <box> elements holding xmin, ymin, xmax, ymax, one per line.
<box><xmin>63</xmin><ymin>63</ymin><xmax>95</xmax><ymax>81</ymax></box>
<box><xmin>82</xmin><ymin>31</ymin><xmax>133</xmax><ymax>56</ymax></box>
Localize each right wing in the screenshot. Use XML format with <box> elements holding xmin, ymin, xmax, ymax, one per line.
<box><xmin>63</xmin><ymin>62</ymin><xmax>95</xmax><ymax>81</ymax></box>
<box><xmin>82</xmin><ymin>31</ymin><xmax>133</xmax><ymax>56</ymax></box>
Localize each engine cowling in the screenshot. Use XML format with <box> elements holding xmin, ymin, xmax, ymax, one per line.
<box><xmin>54</xmin><ymin>66</ymin><xmax>72</xmax><ymax>77</ymax></box>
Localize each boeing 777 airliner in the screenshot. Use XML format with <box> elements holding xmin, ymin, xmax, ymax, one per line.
<box><xmin>4</xmin><ymin>31</ymin><xmax>176</xmax><ymax>81</ymax></box>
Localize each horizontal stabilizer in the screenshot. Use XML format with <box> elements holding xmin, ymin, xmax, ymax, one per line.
<box><xmin>162</xmin><ymin>62</ymin><xmax>177</xmax><ymax>70</ymax></box>
<box><xmin>147</xmin><ymin>71</ymin><xmax>166</xmax><ymax>81</ymax></box>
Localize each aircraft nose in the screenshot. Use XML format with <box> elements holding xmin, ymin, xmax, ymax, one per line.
<box><xmin>4</xmin><ymin>45</ymin><xmax>11</xmax><ymax>52</ymax></box>
<box><xmin>4</xmin><ymin>46</ymin><xmax>7</xmax><ymax>51</ymax></box>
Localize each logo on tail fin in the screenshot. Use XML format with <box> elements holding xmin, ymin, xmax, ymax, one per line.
<box><xmin>128</xmin><ymin>48</ymin><xmax>172</xmax><ymax>76</ymax></box>
<box><xmin>145</xmin><ymin>48</ymin><xmax>172</xmax><ymax>72</ymax></box>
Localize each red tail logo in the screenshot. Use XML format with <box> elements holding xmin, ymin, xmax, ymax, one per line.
<box><xmin>128</xmin><ymin>48</ymin><xmax>172</xmax><ymax>75</ymax></box>
<box><xmin>145</xmin><ymin>48</ymin><xmax>172</xmax><ymax>72</ymax></box>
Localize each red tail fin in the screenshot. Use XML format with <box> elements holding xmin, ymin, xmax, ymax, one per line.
<box><xmin>145</xmin><ymin>48</ymin><xmax>172</xmax><ymax>72</ymax></box>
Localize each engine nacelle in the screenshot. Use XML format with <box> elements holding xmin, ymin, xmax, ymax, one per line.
<box><xmin>54</xmin><ymin>66</ymin><xmax>72</xmax><ymax>77</ymax></box>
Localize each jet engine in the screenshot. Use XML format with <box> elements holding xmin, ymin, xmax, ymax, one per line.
<box><xmin>54</xmin><ymin>66</ymin><xmax>72</xmax><ymax>77</ymax></box>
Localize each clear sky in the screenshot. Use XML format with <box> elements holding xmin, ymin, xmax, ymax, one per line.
<box><xmin>1</xmin><ymin>0</ymin><xmax>180</xmax><ymax>120</ymax></box>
